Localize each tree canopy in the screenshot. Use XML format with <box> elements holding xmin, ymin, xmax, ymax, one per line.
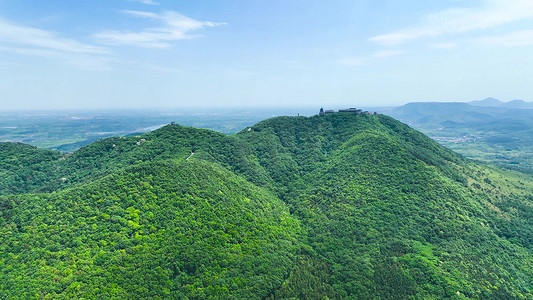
<box><xmin>0</xmin><ymin>113</ymin><xmax>531</xmax><ymax>299</ymax></box>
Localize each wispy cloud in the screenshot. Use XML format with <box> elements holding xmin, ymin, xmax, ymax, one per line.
<box><xmin>94</xmin><ymin>10</ymin><xmax>225</xmax><ymax>48</ymax></box>
<box><xmin>136</xmin><ymin>0</ymin><xmax>159</xmax><ymax>5</ymax></box>
<box><xmin>340</xmin><ymin>50</ymin><xmax>403</xmax><ymax>66</ymax></box>
<box><xmin>0</xmin><ymin>46</ymin><xmax>112</xmax><ymax>71</ymax></box>
<box><xmin>0</xmin><ymin>18</ymin><xmax>106</xmax><ymax>54</ymax></box>
<box><xmin>370</xmin><ymin>0</ymin><xmax>533</xmax><ymax>46</ymax></box>
<box><xmin>0</xmin><ymin>18</ymin><xmax>110</xmax><ymax>70</ymax></box>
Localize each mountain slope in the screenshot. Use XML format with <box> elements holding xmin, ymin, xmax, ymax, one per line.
<box><xmin>290</xmin><ymin>134</ymin><xmax>530</xmax><ymax>298</ymax></box>
<box><xmin>0</xmin><ymin>112</ymin><xmax>531</xmax><ymax>299</ymax></box>
<box><xmin>0</xmin><ymin>124</ymin><xmax>273</xmax><ymax>195</ymax></box>
<box><xmin>54</xmin><ymin>123</ymin><xmax>273</xmax><ymax>189</ymax></box>
<box><xmin>0</xmin><ymin>142</ymin><xmax>61</xmax><ymax>195</ymax></box>
<box><xmin>469</xmin><ymin>97</ymin><xmax>504</xmax><ymax>107</ymax></box>
<box><xmin>0</xmin><ymin>159</ymin><xmax>300</xmax><ymax>299</ymax></box>
<box><xmin>237</xmin><ymin>113</ymin><xmax>532</xmax><ymax>299</ymax></box>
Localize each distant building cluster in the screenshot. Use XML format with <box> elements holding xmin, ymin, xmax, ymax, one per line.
<box><xmin>430</xmin><ymin>135</ymin><xmax>481</xmax><ymax>144</ymax></box>
<box><xmin>319</xmin><ymin>107</ymin><xmax>379</xmax><ymax>115</ymax></box>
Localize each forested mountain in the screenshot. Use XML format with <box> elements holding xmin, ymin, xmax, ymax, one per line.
<box><xmin>0</xmin><ymin>113</ymin><xmax>531</xmax><ymax>299</ymax></box>
<box><xmin>0</xmin><ymin>143</ymin><xmax>62</xmax><ymax>195</ymax></box>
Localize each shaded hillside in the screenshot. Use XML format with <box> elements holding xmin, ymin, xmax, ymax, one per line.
<box><xmin>0</xmin><ymin>143</ymin><xmax>61</xmax><ymax>195</ymax></box>
<box><xmin>0</xmin><ymin>112</ymin><xmax>531</xmax><ymax>299</ymax></box>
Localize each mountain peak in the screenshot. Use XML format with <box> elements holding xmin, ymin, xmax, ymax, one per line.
<box><xmin>468</xmin><ymin>97</ymin><xmax>503</xmax><ymax>107</ymax></box>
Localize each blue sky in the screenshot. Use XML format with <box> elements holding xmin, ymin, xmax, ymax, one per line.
<box><xmin>1</xmin><ymin>0</ymin><xmax>533</xmax><ymax>110</ymax></box>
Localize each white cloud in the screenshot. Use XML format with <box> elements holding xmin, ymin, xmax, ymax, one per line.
<box><xmin>478</xmin><ymin>29</ymin><xmax>533</xmax><ymax>46</ymax></box>
<box><xmin>0</xmin><ymin>46</ymin><xmax>112</xmax><ymax>71</ymax></box>
<box><xmin>370</xmin><ymin>0</ymin><xmax>533</xmax><ymax>46</ymax></box>
<box><xmin>137</xmin><ymin>0</ymin><xmax>159</xmax><ymax>5</ymax></box>
<box><xmin>0</xmin><ymin>18</ymin><xmax>110</xmax><ymax>70</ymax></box>
<box><xmin>127</xmin><ymin>0</ymin><xmax>159</xmax><ymax>5</ymax></box>
<box><xmin>94</xmin><ymin>10</ymin><xmax>225</xmax><ymax>48</ymax></box>
<box><xmin>0</xmin><ymin>18</ymin><xmax>106</xmax><ymax>54</ymax></box>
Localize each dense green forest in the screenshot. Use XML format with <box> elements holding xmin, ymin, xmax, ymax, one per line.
<box><xmin>0</xmin><ymin>112</ymin><xmax>531</xmax><ymax>299</ymax></box>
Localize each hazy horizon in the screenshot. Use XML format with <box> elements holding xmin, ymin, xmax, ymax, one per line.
<box><xmin>0</xmin><ymin>97</ymin><xmax>531</xmax><ymax>114</ymax></box>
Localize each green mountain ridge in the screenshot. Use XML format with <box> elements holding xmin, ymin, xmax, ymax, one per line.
<box><xmin>0</xmin><ymin>113</ymin><xmax>531</xmax><ymax>299</ymax></box>
<box><xmin>1</xmin><ymin>159</ymin><xmax>300</xmax><ymax>299</ymax></box>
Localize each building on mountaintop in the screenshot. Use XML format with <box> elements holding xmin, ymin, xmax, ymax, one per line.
<box><xmin>320</xmin><ymin>107</ymin><xmax>378</xmax><ymax>115</ymax></box>
<box><xmin>339</xmin><ymin>108</ymin><xmax>363</xmax><ymax>113</ymax></box>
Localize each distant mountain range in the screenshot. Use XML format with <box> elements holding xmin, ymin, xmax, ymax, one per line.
<box><xmin>469</xmin><ymin>97</ymin><xmax>533</xmax><ymax>109</ymax></box>
<box><xmin>387</xmin><ymin>101</ymin><xmax>533</xmax><ymax>127</ymax></box>
<box><xmin>382</xmin><ymin>98</ymin><xmax>533</xmax><ymax>171</ymax></box>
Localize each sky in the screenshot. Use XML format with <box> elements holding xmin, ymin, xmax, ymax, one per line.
<box><xmin>1</xmin><ymin>0</ymin><xmax>533</xmax><ymax>111</ymax></box>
